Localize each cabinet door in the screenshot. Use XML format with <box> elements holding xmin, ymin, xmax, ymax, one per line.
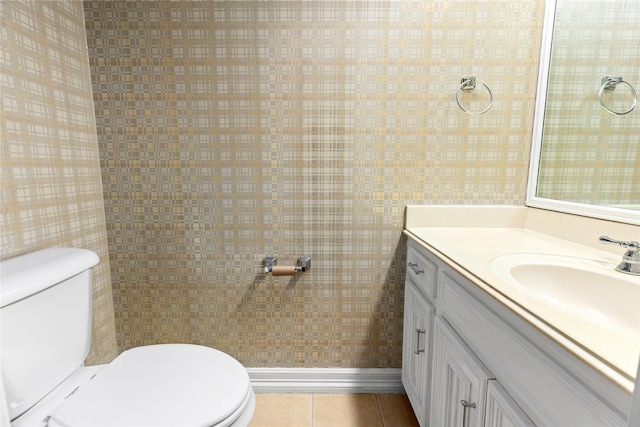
<box><xmin>485</xmin><ymin>380</ymin><xmax>535</xmax><ymax>427</ymax></box>
<box><xmin>431</xmin><ymin>317</ymin><xmax>493</xmax><ymax>427</ymax></box>
<box><xmin>402</xmin><ymin>280</ymin><xmax>435</xmax><ymax>427</ymax></box>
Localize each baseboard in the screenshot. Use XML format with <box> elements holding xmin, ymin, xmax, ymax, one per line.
<box><xmin>246</xmin><ymin>368</ymin><xmax>404</xmax><ymax>394</ymax></box>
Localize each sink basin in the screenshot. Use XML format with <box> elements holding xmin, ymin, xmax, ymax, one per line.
<box><xmin>491</xmin><ymin>253</ymin><xmax>640</xmax><ymax>339</ymax></box>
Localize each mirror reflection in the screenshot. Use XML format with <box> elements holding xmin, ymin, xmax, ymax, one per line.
<box><xmin>533</xmin><ymin>0</ymin><xmax>640</xmax><ymax>213</ymax></box>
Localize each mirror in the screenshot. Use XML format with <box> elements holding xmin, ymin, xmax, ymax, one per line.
<box><xmin>527</xmin><ymin>0</ymin><xmax>640</xmax><ymax>225</ymax></box>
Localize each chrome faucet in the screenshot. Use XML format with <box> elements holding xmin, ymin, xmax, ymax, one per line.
<box><xmin>599</xmin><ymin>236</ymin><xmax>640</xmax><ymax>275</ymax></box>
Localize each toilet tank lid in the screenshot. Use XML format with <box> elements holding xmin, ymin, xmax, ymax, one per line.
<box><xmin>0</xmin><ymin>247</ymin><xmax>99</xmax><ymax>308</ymax></box>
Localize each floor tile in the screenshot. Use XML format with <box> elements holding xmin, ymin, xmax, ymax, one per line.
<box><xmin>249</xmin><ymin>394</ymin><xmax>313</xmax><ymax>427</ymax></box>
<box><xmin>378</xmin><ymin>394</ymin><xmax>421</xmax><ymax>427</ymax></box>
<box><xmin>313</xmin><ymin>394</ymin><xmax>383</xmax><ymax>427</ymax></box>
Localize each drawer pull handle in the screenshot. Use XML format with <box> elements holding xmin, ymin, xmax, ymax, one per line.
<box><xmin>408</xmin><ymin>262</ymin><xmax>425</xmax><ymax>275</ymax></box>
<box><xmin>414</xmin><ymin>328</ymin><xmax>426</xmax><ymax>355</ymax></box>
<box><xmin>460</xmin><ymin>400</ymin><xmax>476</xmax><ymax>427</ymax></box>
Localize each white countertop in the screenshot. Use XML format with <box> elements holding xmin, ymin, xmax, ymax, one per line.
<box><xmin>404</xmin><ymin>206</ymin><xmax>640</xmax><ymax>393</ymax></box>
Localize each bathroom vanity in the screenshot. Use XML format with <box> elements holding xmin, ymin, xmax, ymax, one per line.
<box><xmin>402</xmin><ymin>206</ymin><xmax>640</xmax><ymax>427</ymax></box>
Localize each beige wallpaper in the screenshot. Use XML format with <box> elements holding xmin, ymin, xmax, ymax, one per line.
<box><xmin>538</xmin><ymin>0</ymin><xmax>640</xmax><ymax>206</ymax></box>
<box><xmin>0</xmin><ymin>1</ymin><xmax>118</xmax><ymax>364</ymax></box>
<box><xmin>84</xmin><ymin>0</ymin><xmax>544</xmax><ymax>368</ymax></box>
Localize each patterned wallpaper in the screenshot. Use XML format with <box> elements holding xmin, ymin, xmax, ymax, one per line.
<box><xmin>538</xmin><ymin>0</ymin><xmax>640</xmax><ymax>205</ymax></box>
<box><xmin>0</xmin><ymin>1</ymin><xmax>118</xmax><ymax>364</ymax></box>
<box><xmin>84</xmin><ymin>0</ymin><xmax>544</xmax><ymax>368</ymax></box>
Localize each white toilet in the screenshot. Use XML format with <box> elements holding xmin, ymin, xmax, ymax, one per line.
<box><xmin>0</xmin><ymin>247</ymin><xmax>255</xmax><ymax>427</ymax></box>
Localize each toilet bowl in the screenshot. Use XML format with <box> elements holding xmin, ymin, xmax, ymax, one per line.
<box><xmin>12</xmin><ymin>345</ymin><xmax>256</xmax><ymax>427</ymax></box>
<box><xmin>0</xmin><ymin>248</ymin><xmax>255</xmax><ymax>427</ymax></box>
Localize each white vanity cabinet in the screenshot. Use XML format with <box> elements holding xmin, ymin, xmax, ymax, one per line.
<box><xmin>403</xmin><ymin>240</ymin><xmax>528</xmax><ymax>427</ymax></box>
<box><xmin>402</xmin><ymin>237</ymin><xmax>627</xmax><ymax>427</ymax></box>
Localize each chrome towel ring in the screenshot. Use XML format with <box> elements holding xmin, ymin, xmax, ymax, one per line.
<box><xmin>598</xmin><ymin>76</ymin><xmax>637</xmax><ymax>116</ymax></box>
<box><xmin>456</xmin><ymin>76</ymin><xmax>493</xmax><ymax>116</ymax></box>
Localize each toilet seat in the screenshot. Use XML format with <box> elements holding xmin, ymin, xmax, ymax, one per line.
<box><xmin>46</xmin><ymin>344</ymin><xmax>253</xmax><ymax>427</ymax></box>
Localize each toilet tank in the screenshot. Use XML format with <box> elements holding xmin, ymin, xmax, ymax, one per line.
<box><xmin>0</xmin><ymin>247</ymin><xmax>99</xmax><ymax>421</ymax></box>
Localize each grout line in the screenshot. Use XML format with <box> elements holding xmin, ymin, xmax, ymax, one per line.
<box><xmin>376</xmin><ymin>394</ymin><xmax>386</xmax><ymax>427</ymax></box>
<box><xmin>311</xmin><ymin>394</ymin><xmax>315</xmax><ymax>427</ymax></box>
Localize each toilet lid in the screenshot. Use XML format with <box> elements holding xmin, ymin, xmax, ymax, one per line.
<box><xmin>47</xmin><ymin>344</ymin><xmax>252</xmax><ymax>427</ymax></box>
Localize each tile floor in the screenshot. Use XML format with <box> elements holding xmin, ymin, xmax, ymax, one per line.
<box><xmin>249</xmin><ymin>393</ymin><xmax>420</xmax><ymax>427</ymax></box>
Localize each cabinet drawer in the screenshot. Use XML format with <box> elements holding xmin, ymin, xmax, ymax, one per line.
<box><xmin>406</xmin><ymin>242</ymin><xmax>437</xmax><ymax>300</ymax></box>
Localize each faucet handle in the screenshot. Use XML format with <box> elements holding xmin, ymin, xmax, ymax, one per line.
<box><xmin>599</xmin><ymin>236</ymin><xmax>640</xmax><ymax>275</ymax></box>
<box><xmin>599</xmin><ymin>236</ymin><xmax>640</xmax><ymax>250</ymax></box>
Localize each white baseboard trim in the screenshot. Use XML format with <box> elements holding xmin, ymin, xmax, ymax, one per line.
<box><xmin>246</xmin><ymin>368</ymin><xmax>404</xmax><ymax>394</ymax></box>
